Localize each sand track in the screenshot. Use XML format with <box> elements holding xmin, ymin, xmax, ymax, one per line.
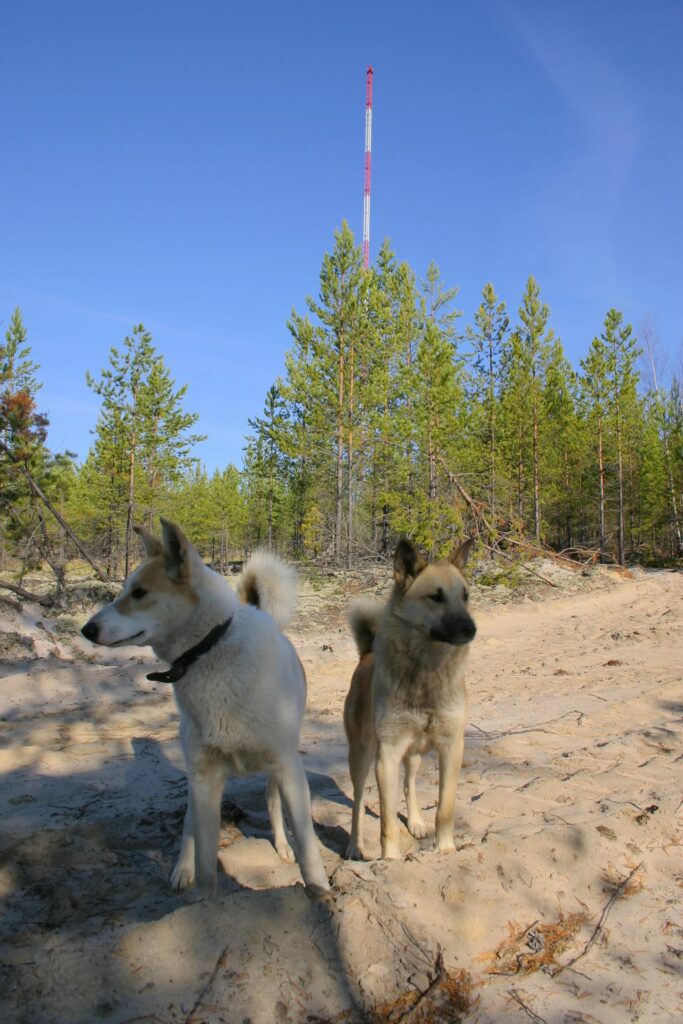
<box><xmin>1</xmin><ymin>569</ymin><xmax>681</xmax><ymax>1023</ymax></box>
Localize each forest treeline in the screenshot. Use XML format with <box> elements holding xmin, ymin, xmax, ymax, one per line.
<box><xmin>1</xmin><ymin>223</ymin><xmax>682</xmax><ymax>590</ymax></box>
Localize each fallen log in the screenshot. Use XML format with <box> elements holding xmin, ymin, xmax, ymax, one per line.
<box><xmin>0</xmin><ymin>578</ymin><xmax>52</xmax><ymax>605</ymax></box>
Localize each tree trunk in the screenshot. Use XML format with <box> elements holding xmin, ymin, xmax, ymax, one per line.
<box><xmin>428</xmin><ymin>417</ymin><xmax>437</xmax><ymax>556</ymax></box>
<box><xmin>488</xmin><ymin>341</ymin><xmax>496</xmax><ymax>518</ymax></box>
<box><xmin>628</xmin><ymin>446</ymin><xmax>635</xmax><ymax>554</ymax></box>
<box><xmin>347</xmin><ymin>337</ymin><xmax>354</xmax><ymax>569</ymax></box>
<box><xmin>517</xmin><ymin>422</ymin><xmax>524</xmax><ymax>526</ymax></box>
<box><xmin>597</xmin><ymin>415</ymin><xmax>606</xmax><ymax>563</ymax></box>
<box><xmin>533</xmin><ymin>412</ymin><xmax>540</xmax><ymax>543</ymax></box>
<box><xmin>615</xmin><ymin>410</ymin><xmax>625</xmax><ymax>565</ymax></box>
<box><xmin>563</xmin><ymin>448</ymin><xmax>572</xmax><ymax>550</ymax></box>
<box><xmin>532</xmin><ymin>372</ymin><xmax>541</xmax><ymax>543</ymax></box>
<box><xmin>125</xmin><ymin>441</ymin><xmax>135</xmax><ymax>577</ymax></box>
<box><xmin>335</xmin><ymin>347</ymin><xmax>345</xmax><ymax>563</ymax></box>
<box><xmin>662</xmin><ymin>432</ymin><xmax>683</xmax><ymax>556</ymax></box>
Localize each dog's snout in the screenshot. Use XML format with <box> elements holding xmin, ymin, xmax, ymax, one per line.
<box><xmin>430</xmin><ymin>612</ymin><xmax>476</xmax><ymax>645</ymax></box>
<box><xmin>81</xmin><ymin>620</ymin><xmax>99</xmax><ymax>643</ymax></box>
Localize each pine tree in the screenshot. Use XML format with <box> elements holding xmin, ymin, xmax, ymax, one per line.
<box><xmin>0</xmin><ymin>308</ymin><xmax>108</xmax><ymax>583</ymax></box>
<box><xmin>641</xmin><ymin>319</ymin><xmax>682</xmax><ymax>556</ymax></box>
<box><xmin>515</xmin><ymin>277</ymin><xmax>555</xmax><ymax>542</ymax></box>
<box><xmin>542</xmin><ymin>338</ymin><xmax>579</xmax><ymax>549</ymax></box>
<box><xmin>371</xmin><ymin>250</ymin><xmax>421</xmax><ymax>553</ymax></box>
<box><xmin>0</xmin><ymin>307</ymin><xmax>46</xmax><ymax>472</ymax></box>
<box><xmin>602</xmin><ymin>310</ymin><xmax>640</xmax><ymax>564</ymax></box>
<box><xmin>281</xmin><ymin>223</ymin><xmax>367</xmax><ymax>563</ymax></box>
<box><xmin>86</xmin><ymin>325</ymin><xmax>204</xmax><ymax>573</ymax></box>
<box><xmin>306</xmin><ymin>222</ymin><xmax>365</xmax><ymax>562</ymax></box>
<box><xmin>245</xmin><ymin>383</ymin><xmax>289</xmax><ymax>548</ymax></box>
<box><xmin>467</xmin><ymin>283</ymin><xmax>509</xmax><ymax>519</ymax></box>
<box><xmin>580</xmin><ymin>334</ymin><xmax>611</xmax><ymax>560</ymax></box>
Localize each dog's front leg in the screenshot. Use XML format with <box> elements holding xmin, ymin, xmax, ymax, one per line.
<box><xmin>376</xmin><ymin>742</ymin><xmax>406</xmax><ymax>860</ymax></box>
<box><xmin>170</xmin><ymin>801</ymin><xmax>195</xmax><ymax>891</ymax></box>
<box><xmin>188</xmin><ymin>766</ymin><xmax>225</xmax><ymax>895</ymax></box>
<box><xmin>403</xmin><ymin>752</ymin><xmax>429</xmax><ymax>839</ymax></box>
<box><xmin>434</xmin><ymin>727</ymin><xmax>465</xmax><ymax>853</ymax></box>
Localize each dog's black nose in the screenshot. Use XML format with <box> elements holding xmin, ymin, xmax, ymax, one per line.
<box><xmin>81</xmin><ymin>621</ymin><xmax>99</xmax><ymax>642</ymax></box>
<box><xmin>460</xmin><ymin>618</ymin><xmax>476</xmax><ymax>641</ymax></box>
<box><xmin>431</xmin><ymin>613</ymin><xmax>477</xmax><ymax>645</ymax></box>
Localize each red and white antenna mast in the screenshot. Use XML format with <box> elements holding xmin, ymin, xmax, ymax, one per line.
<box><xmin>362</xmin><ymin>66</ymin><xmax>373</xmax><ymax>268</ymax></box>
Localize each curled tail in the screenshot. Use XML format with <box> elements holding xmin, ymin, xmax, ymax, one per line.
<box><xmin>237</xmin><ymin>551</ymin><xmax>297</xmax><ymax>630</ymax></box>
<box><xmin>348</xmin><ymin>598</ymin><xmax>383</xmax><ymax>656</ymax></box>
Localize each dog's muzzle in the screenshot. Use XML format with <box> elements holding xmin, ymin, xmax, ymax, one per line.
<box><xmin>430</xmin><ymin>612</ymin><xmax>476</xmax><ymax>646</ymax></box>
<box><xmin>81</xmin><ymin>620</ymin><xmax>99</xmax><ymax>643</ymax></box>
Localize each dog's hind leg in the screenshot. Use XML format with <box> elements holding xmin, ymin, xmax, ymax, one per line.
<box><xmin>345</xmin><ymin>735</ymin><xmax>376</xmax><ymax>859</ymax></box>
<box><xmin>403</xmin><ymin>752</ymin><xmax>429</xmax><ymax>839</ymax></box>
<box><xmin>275</xmin><ymin>757</ymin><xmax>330</xmax><ymax>894</ymax></box>
<box><xmin>188</xmin><ymin>764</ymin><xmax>226</xmax><ymax>894</ymax></box>
<box><xmin>434</xmin><ymin>726</ymin><xmax>465</xmax><ymax>853</ymax></box>
<box><xmin>266</xmin><ymin>775</ymin><xmax>295</xmax><ymax>863</ymax></box>
<box><xmin>171</xmin><ymin>801</ymin><xmax>195</xmax><ymax>891</ymax></box>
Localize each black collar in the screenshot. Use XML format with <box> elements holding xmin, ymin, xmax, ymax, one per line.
<box><xmin>146</xmin><ymin>617</ymin><xmax>232</xmax><ymax>684</ymax></box>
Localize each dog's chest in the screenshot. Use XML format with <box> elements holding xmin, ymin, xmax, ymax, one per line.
<box><xmin>174</xmin><ymin>674</ymin><xmax>249</xmax><ymax>749</ymax></box>
<box><xmin>374</xmin><ymin>656</ymin><xmax>467</xmax><ymax>749</ymax></box>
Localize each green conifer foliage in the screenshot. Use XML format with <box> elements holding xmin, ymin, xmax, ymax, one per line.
<box><xmin>85</xmin><ymin>324</ymin><xmax>204</xmax><ymax>573</ymax></box>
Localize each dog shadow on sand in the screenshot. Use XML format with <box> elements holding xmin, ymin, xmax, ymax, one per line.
<box><xmin>1</xmin><ymin>730</ymin><xmax>390</xmax><ymax>1023</ymax></box>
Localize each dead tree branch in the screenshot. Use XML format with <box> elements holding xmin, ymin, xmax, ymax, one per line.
<box><xmin>0</xmin><ymin>439</ymin><xmax>110</xmax><ymax>583</ymax></box>
<box><xmin>551</xmin><ymin>862</ymin><xmax>643</xmax><ymax>977</ymax></box>
<box><xmin>0</xmin><ymin>578</ymin><xmax>52</xmax><ymax>605</ymax></box>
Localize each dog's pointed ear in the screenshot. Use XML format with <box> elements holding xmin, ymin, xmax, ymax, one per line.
<box><xmin>393</xmin><ymin>538</ymin><xmax>427</xmax><ymax>587</ymax></box>
<box><xmin>160</xmin><ymin>518</ymin><xmax>192</xmax><ymax>583</ymax></box>
<box><xmin>133</xmin><ymin>525</ymin><xmax>162</xmax><ymax>558</ymax></box>
<box><xmin>451</xmin><ymin>537</ymin><xmax>474</xmax><ymax>571</ymax></box>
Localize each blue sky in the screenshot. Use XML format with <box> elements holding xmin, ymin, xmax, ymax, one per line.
<box><xmin>2</xmin><ymin>1</ymin><xmax>682</xmax><ymax>470</ymax></box>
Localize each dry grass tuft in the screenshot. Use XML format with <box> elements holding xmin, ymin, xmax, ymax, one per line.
<box><xmin>372</xmin><ymin>963</ymin><xmax>473</xmax><ymax>1023</ymax></box>
<box><xmin>309</xmin><ymin>953</ymin><xmax>473</xmax><ymax>1024</ymax></box>
<box><xmin>484</xmin><ymin>911</ymin><xmax>591</xmax><ymax>976</ymax></box>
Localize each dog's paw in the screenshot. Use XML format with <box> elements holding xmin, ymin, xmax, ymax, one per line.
<box><xmin>381</xmin><ymin>842</ymin><xmax>402</xmax><ymax>861</ymax></box>
<box><xmin>275</xmin><ymin>839</ymin><xmax>296</xmax><ymax>864</ymax></box>
<box><xmin>344</xmin><ymin>840</ymin><xmax>366</xmax><ymax>861</ymax></box>
<box><xmin>407</xmin><ymin>818</ymin><xmax>430</xmax><ymax>839</ymax></box>
<box><xmin>305</xmin><ymin>879</ymin><xmax>332</xmax><ymax>898</ymax></box>
<box><xmin>434</xmin><ymin>836</ymin><xmax>455</xmax><ymax>854</ymax></box>
<box><xmin>170</xmin><ymin>862</ymin><xmax>195</xmax><ymax>891</ymax></box>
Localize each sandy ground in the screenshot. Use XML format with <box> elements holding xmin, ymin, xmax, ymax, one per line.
<box><xmin>0</xmin><ymin>565</ymin><xmax>682</xmax><ymax>1023</ymax></box>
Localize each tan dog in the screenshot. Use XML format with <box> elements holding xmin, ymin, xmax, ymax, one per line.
<box><xmin>344</xmin><ymin>538</ymin><xmax>476</xmax><ymax>860</ymax></box>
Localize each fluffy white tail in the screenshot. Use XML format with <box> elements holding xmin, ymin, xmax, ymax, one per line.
<box><xmin>348</xmin><ymin>598</ymin><xmax>383</xmax><ymax>656</ymax></box>
<box><xmin>237</xmin><ymin>551</ymin><xmax>297</xmax><ymax>630</ymax></box>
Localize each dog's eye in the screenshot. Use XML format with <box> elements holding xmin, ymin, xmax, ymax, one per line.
<box><xmin>131</xmin><ymin>587</ymin><xmax>147</xmax><ymax>600</ymax></box>
<box><xmin>430</xmin><ymin>590</ymin><xmax>445</xmax><ymax>604</ymax></box>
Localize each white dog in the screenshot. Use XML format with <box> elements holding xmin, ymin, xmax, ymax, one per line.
<box><xmin>81</xmin><ymin>519</ymin><xmax>329</xmax><ymax>896</ymax></box>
